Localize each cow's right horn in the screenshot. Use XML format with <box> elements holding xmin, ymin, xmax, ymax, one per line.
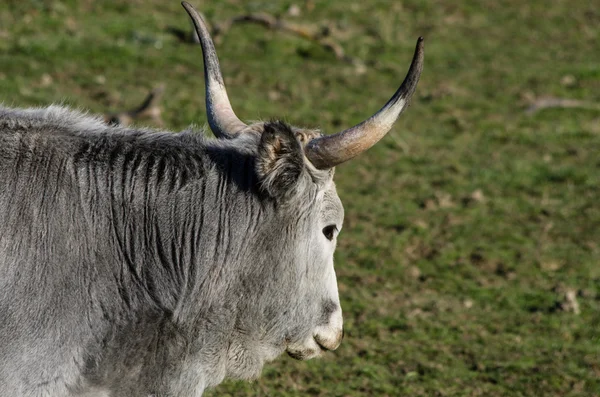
<box><xmin>182</xmin><ymin>2</ymin><xmax>248</xmax><ymax>139</ymax></box>
<box><xmin>305</xmin><ymin>37</ymin><xmax>424</xmax><ymax>169</ymax></box>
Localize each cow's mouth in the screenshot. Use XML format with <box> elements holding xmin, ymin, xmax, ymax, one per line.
<box><xmin>286</xmin><ymin>346</ymin><xmax>323</xmax><ymax>361</ymax></box>
<box><xmin>286</xmin><ymin>348</ymin><xmax>317</xmax><ymax>361</ymax></box>
<box><xmin>285</xmin><ymin>338</ymin><xmax>323</xmax><ymax>361</ymax></box>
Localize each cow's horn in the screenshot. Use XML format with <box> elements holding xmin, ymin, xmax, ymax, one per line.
<box><xmin>305</xmin><ymin>37</ymin><xmax>424</xmax><ymax>169</ymax></box>
<box><xmin>182</xmin><ymin>2</ymin><xmax>248</xmax><ymax>139</ymax></box>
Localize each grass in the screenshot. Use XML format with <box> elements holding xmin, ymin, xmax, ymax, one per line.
<box><xmin>2</xmin><ymin>0</ymin><xmax>599</xmax><ymax>395</ymax></box>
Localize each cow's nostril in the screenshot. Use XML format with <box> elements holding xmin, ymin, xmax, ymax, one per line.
<box><xmin>314</xmin><ymin>330</ymin><xmax>343</xmax><ymax>351</ymax></box>
<box><xmin>314</xmin><ymin>336</ymin><xmax>331</xmax><ymax>351</ymax></box>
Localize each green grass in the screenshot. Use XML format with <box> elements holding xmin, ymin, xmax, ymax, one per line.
<box><xmin>2</xmin><ymin>1</ymin><xmax>599</xmax><ymax>395</ymax></box>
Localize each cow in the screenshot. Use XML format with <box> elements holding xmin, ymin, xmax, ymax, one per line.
<box><xmin>0</xmin><ymin>2</ymin><xmax>423</xmax><ymax>396</ymax></box>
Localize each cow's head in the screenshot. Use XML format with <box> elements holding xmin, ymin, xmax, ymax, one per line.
<box><xmin>181</xmin><ymin>1</ymin><xmax>423</xmax><ymax>369</ymax></box>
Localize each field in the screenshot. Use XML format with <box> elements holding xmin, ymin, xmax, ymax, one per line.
<box><xmin>1</xmin><ymin>0</ymin><xmax>599</xmax><ymax>395</ymax></box>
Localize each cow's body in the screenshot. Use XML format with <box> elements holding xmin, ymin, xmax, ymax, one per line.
<box><xmin>0</xmin><ymin>106</ymin><xmax>343</xmax><ymax>396</ymax></box>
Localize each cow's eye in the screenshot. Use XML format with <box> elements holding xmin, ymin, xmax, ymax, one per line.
<box><xmin>322</xmin><ymin>225</ymin><xmax>338</xmax><ymax>241</ymax></box>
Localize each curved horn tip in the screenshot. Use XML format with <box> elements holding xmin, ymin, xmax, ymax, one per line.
<box><xmin>181</xmin><ymin>2</ymin><xmax>201</xmax><ymax>23</ymax></box>
<box><xmin>181</xmin><ymin>2</ymin><xmax>202</xmax><ymax>20</ymax></box>
<box><xmin>416</xmin><ymin>38</ymin><xmax>425</xmax><ymax>60</ymax></box>
<box><xmin>416</xmin><ymin>36</ymin><xmax>424</xmax><ymax>52</ymax></box>
<box><xmin>413</xmin><ymin>37</ymin><xmax>424</xmax><ymax>62</ymax></box>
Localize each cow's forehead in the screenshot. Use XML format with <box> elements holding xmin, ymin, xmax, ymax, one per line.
<box><xmin>320</xmin><ymin>181</ymin><xmax>344</xmax><ymax>226</ymax></box>
<box><xmin>234</xmin><ymin>122</ymin><xmax>322</xmax><ymax>142</ymax></box>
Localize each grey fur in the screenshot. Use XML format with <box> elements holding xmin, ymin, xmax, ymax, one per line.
<box><xmin>0</xmin><ymin>106</ymin><xmax>344</xmax><ymax>396</ymax></box>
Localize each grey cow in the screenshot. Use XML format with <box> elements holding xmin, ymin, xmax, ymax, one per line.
<box><xmin>0</xmin><ymin>2</ymin><xmax>423</xmax><ymax>396</ymax></box>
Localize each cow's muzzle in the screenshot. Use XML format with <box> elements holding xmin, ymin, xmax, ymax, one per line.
<box><xmin>286</xmin><ymin>309</ymin><xmax>343</xmax><ymax>360</ymax></box>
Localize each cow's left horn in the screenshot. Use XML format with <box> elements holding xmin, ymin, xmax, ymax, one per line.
<box><xmin>182</xmin><ymin>2</ymin><xmax>248</xmax><ymax>139</ymax></box>
<box><xmin>305</xmin><ymin>37</ymin><xmax>424</xmax><ymax>169</ymax></box>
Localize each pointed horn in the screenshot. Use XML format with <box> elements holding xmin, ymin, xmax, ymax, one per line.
<box><xmin>305</xmin><ymin>37</ymin><xmax>424</xmax><ymax>169</ymax></box>
<box><xmin>181</xmin><ymin>2</ymin><xmax>247</xmax><ymax>139</ymax></box>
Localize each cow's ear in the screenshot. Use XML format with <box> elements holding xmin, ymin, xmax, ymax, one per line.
<box><xmin>256</xmin><ymin>121</ymin><xmax>305</xmax><ymax>199</ymax></box>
